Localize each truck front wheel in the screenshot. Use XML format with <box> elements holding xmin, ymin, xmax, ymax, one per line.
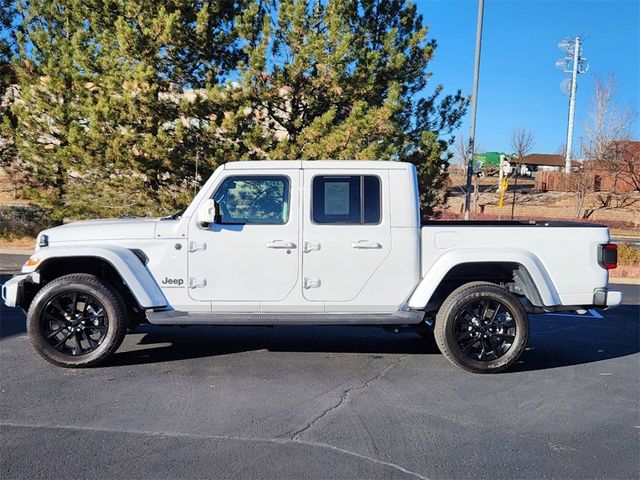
<box><xmin>434</xmin><ymin>282</ymin><xmax>528</xmax><ymax>374</ymax></box>
<box><xmin>26</xmin><ymin>274</ymin><xmax>127</xmax><ymax>368</ymax></box>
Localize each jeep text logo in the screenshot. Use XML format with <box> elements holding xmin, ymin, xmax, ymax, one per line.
<box><xmin>162</xmin><ymin>277</ymin><xmax>184</xmax><ymax>286</ymax></box>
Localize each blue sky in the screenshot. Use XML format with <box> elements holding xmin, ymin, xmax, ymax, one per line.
<box><xmin>419</xmin><ymin>0</ymin><xmax>640</xmax><ymax>159</ymax></box>
<box><xmin>3</xmin><ymin>0</ymin><xmax>637</xmax><ymax>159</ymax></box>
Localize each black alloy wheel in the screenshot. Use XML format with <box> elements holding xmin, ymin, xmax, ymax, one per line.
<box><xmin>452</xmin><ymin>298</ymin><xmax>517</xmax><ymax>362</ymax></box>
<box><xmin>41</xmin><ymin>291</ymin><xmax>109</xmax><ymax>357</ymax></box>
<box><xmin>27</xmin><ymin>274</ymin><xmax>128</xmax><ymax>368</ymax></box>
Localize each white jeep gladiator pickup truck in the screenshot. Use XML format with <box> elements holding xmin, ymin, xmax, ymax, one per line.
<box><xmin>2</xmin><ymin>161</ymin><xmax>622</xmax><ymax>372</ymax></box>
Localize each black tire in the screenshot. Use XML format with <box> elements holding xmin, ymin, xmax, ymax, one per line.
<box><xmin>27</xmin><ymin>274</ymin><xmax>128</xmax><ymax>368</ymax></box>
<box><xmin>434</xmin><ymin>281</ymin><xmax>528</xmax><ymax>374</ymax></box>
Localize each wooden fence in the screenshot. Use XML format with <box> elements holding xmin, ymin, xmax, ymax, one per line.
<box><xmin>535</xmin><ymin>171</ymin><xmax>637</xmax><ymax>193</ymax></box>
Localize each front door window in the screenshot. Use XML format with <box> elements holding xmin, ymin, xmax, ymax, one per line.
<box><xmin>213</xmin><ymin>176</ymin><xmax>290</xmax><ymax>225</ymax></box>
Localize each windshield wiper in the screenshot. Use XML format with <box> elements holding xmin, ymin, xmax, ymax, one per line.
<box><xmin>162</xmin><ymin>209</ymin><xmax>185</xmax><ymax>220</ymax></box>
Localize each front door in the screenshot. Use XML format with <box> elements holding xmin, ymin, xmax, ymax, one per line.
<box><xmin>188</xmin><ymin>171</ymin><xmax>299</xmax><ymax>303</ymax></box>
<box><xmin>301</xmin><ymin>170</ymin><xmax>391</xmax><ymax>303</ymax></box>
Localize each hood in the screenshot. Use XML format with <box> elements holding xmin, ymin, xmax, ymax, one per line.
<box><xmin>39</xmin><ymin>217</ymin><xmax>159</xmax><ymax>245</ymax></box>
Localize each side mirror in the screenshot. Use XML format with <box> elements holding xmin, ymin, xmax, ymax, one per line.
<box><xmin>197</xmin><ymin>199</ymin><xmax>219</xmax><ymax>225</ymax></box>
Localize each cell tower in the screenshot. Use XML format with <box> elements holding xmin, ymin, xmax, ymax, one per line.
<box><xmin>556</xmin><ymin>36</ymin><xmax>589</xmax><ymax>172</ymax></box>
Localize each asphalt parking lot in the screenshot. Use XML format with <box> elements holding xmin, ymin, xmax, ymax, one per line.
<box><xmin>1</xmin><ymin>278</ymin><xmax>638</xmax><ymax>480</ymax></box>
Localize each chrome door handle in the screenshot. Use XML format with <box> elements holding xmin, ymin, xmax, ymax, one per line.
<box><xmin>351</xmin><ymin>240</ymin><xmax>381</xmax><ymax>249</ymax></box>
<box><xmin>265</xmin><ymin>240</ymin><xmax>296</xmax><ymax>249</ymax></box>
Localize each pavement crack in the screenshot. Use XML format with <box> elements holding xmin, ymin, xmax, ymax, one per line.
<box><xmin>289</xmin><ymin>354</ymin><xmax>408</xmax><ymax>441</ymax></box>
<box><xmin>294</xmin><ymin>438</ymin><xmax>429</xmax><ymax>480</ymax></box>
<box><xmin>1</xmin><ymin>421</ymin><xmax>429</xmax><ymax>479</ymax></box>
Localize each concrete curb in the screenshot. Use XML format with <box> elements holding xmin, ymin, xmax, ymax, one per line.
<box><xmin>609</xmin><ymin>277</ymin><xmax>640</xmax><ymax>286</ymax></box>
<box><xmin>0</xmin><ymin>249</ymin><xmax>33</xmax><ymax>255</ymax></box>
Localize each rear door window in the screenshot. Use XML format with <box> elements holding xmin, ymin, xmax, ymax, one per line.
<box><xmin>312</xmin><ymin>175</ymin><xmax>381</xmax><ymax>224</ymax></box>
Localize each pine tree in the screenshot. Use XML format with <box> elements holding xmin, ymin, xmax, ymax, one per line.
<box><xmin>11</xmin><ymin>0</ymin><xmax>247</xmax><ymax>220</ymax></box>
<box><xmin>69</xmin><ymin>0</ymin><xmax>249</xmax><ymax>217</ymax></box>
<box><xmin>11</xmin><ymin>0</ymin><xmax>466</xmax><ymax>221</ymax></box>
<box><xmin>233</xmin><ymin>0</ymin><xmax>468</xmax><ymax>218</ymax></box>
<box><xmin>9</xmin><ymin>0</ymin><xmax>97</xmax><ymax>223</ymax></box>
<box><xmin>0</xmin><ymin>0</ymin><xmax>15</xmax><ymax>92</ymax></box>
<box><xmin>0</xmin><ymin>0</ymin><xmax>19</xmax><ymax>194</ymax></box>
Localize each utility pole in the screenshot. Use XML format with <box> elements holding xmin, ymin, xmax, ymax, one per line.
<box><xmin>564</xmin><ymin>36</ymin><xmax>580</xmax><ymax>173</ymax></box>
<box><xmin>557</xmin><ymin>36</ymin><xmax>588</xmax><ymax>173</ymax></box>
<box><xmin>464</xmin><ymin>0</ymin><xmax>485</xmax><ymax>220</ymax></box>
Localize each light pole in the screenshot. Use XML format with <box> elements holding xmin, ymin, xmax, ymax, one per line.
<box><xmin>464</xmin><ymin>0</ymin><xmax>485</xmax><ymax>220</ymax></box>
<box><xmin>556</xmin><ymin>36</ymin><xmax>588</xmax><ymax>173</ymax></box>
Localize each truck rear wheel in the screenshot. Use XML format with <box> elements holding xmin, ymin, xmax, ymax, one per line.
<box><xmin>434</xmin><ymin>282</ymin><xmax>528</xmax><ymax>373</ymax></box>
<box><xmin>27</xmin><ymin>274</ymin><xmax>127</xmax><ymax>368</ymax></box>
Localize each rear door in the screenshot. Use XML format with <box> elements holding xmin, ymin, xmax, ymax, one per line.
<box><xmin>301</xmin><ymin>170</ymin><xmax>391</xmax><ymax>302</ymax></box>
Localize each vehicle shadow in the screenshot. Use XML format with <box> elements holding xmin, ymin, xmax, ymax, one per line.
<box><xmin>109</xmin><ymin>305</ymin><xmax>640</xmax><ymax>371</ymax></box>
<box><xmin>109</xmin><ymin>325</ymin><xmax>440</xmax><ymax>366</ymax></box>
<box><xmin>512</xmin><ymin>304</ymin><xmax>639</xmax><ymax>372</ymax></box>
<box><xmin>3</xmin><ymin>276</ymin><xmax>638</xmax><ymax>372</ymax></box>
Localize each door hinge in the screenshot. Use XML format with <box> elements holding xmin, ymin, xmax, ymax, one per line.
<box><xmin>303</xmin><ymin>241</ymin><xmax>321</xmax><ymax>253</ymax></box>
<box><xmin>189</xmin><ymin>241</ymin><xmax>207</xmax><ymax>252</ymax></box>
<box><xmin>189</xmin><ymin>277</ymin><xmax>207</xmax><ymax>289</ymax></box>
<box><xmin>303</xmin><ymin>277</ymin><xmax>321</xmax><ymax>289</ymax></box>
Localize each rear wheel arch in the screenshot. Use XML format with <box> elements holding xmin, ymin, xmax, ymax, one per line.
<box><xmin>423</xmin><ymin>261</ymin><xmax>545</xmax><ymax>312</ymax></box>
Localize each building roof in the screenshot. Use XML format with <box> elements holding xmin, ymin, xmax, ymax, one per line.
<box><xmin>515</xmin><ymin>153</ymin><xmax>581</xmax><ymax>168</ymax></box>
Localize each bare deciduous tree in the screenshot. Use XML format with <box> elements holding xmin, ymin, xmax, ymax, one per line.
<box><xmin>584</xmin><ymin>73</ymin><xmax>636</xmax><ymax>162</ymax></box>
<box><xmin>455</xmin><ymin>134</ymin><xmax>486</xmax><ymax>168</ymax></box>
<box><xmin>508</xmin><ymin>128</ymin><xmax>535</xmax><ymax>219</ymax></box>
<box><xmin>510</xmin><ymin>128</ymin><xmax>535</xmax><ymax>161</ymax></box>
<box><xmin>619</xmin><ymin>144</ymin><xmax>640</xmax><ymax>191</ymax></box>
<box><xmin>573</xmin><ymin>167</ymin><xmax>594</xmax><ymax>219</ymax></box>
<box><xmin>583</xmin><ymin>191</ymin><xmax>639</xmax><ymax>219</ymax></box>
<box><xmin>571</xmin><ymin>73</ymin><xmax>639</xmax><ymax>219</ymax></box>
<box><xmin>455</xmin><ymin>133</ymin><xmax>470</xmax><ymax>167</ymax></box>
<box><xmin>583</xmin><ymin>73</ymin><xmax>637</xmax><ymax>194</ymax></box>
<box><xmin>454</xmin><ymin>134</ymin><xmax>490</xmax><ymax>214</ymax></box>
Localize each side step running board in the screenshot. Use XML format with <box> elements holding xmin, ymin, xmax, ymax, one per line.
<box><xmin>146</xmin><ymin>310</ymin><xmax>425</xmax><ymax>326</ymax></box>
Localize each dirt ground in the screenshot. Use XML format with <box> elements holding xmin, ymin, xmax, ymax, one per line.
<box><xmin>0</xmin><ymin>236</ymin><xmax>35</xmax><ymax>250</ymax></box>
<box><xmin>445</xmin><ymin>173</ymin><xmax>640</xmax><ymax>234</ymax></box>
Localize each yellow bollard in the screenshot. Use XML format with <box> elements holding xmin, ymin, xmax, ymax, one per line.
<box><xmin>498</xmin><ymin>177</ymin><xmax>508</xmax><ymax>209</ymax></box>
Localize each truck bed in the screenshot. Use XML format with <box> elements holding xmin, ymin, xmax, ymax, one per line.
<box><xmin>420</xmin><ymin>221</ymin><xmax>611</xmax><ymax>307</ymax></box>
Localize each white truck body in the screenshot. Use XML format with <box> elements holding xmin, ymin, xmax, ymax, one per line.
<box><xmin>3</xmin><ymin>160</ymin><xmax>624</xmax><ymax>372</ymax></box>
<box><xmin>3</xmin><ymin>160</ymin><xmax>622</xmax><ymax>318</ymax></box>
